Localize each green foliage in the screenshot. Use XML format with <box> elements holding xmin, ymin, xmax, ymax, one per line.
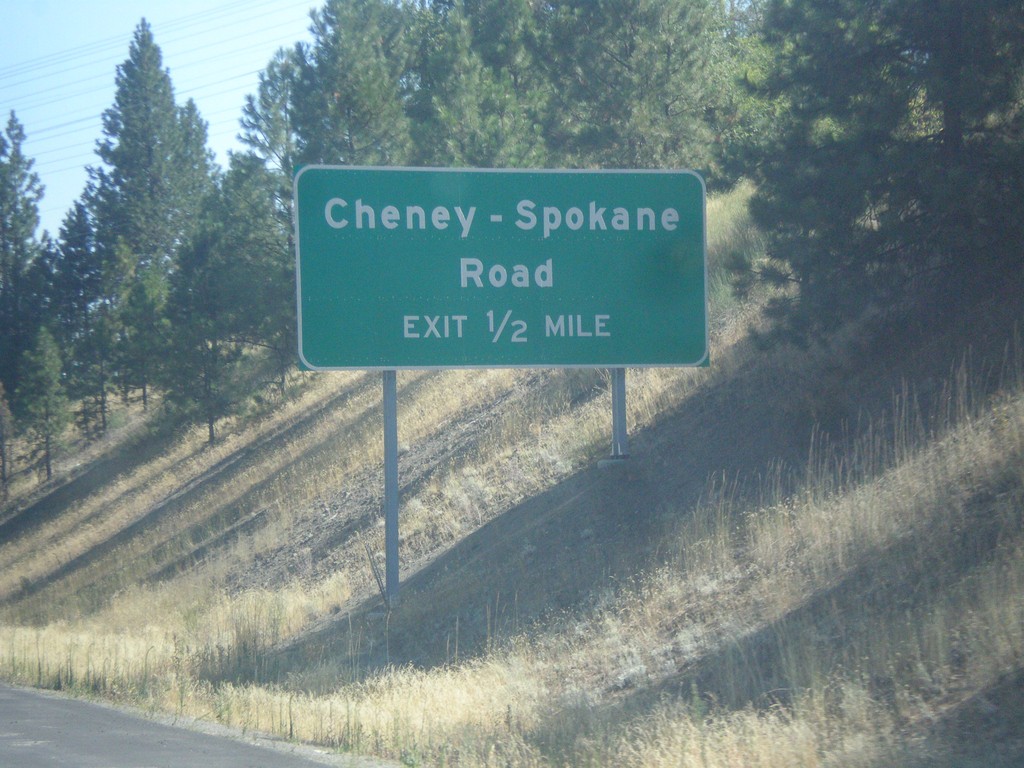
<box><xmin>407</xmin><ymin>1</ymin><xmax>546</xmax><ymax>167</ymax></box>
<box><xmin>0</xmin><ymin>112</ymin><xmax>44</xmax><ymax>396</ymax></box>
<box><xmin>751</xmin><ymin>0</ymin><xmax>1024</xmax><ymax>340</ymax></box>
<box><xmin>240</xmin><ymin>48</ymin><xmax>300</xmax><ymax>212</ymax></box>
<box><xmin>214</xmin><ymin>153</ymin><xmax>295</xmax><ymax>396</ymax></box>
<box><xmin>89</xmin><ymin>20</ymin><xmax>216</xmax><ymax>410</ymax></box>
<box><xmin>73</xmin><ymin>305</ymin><xmax>117</xmax><ymax>437</ymax></box>
<box><xmin>293</xmin><ymin>0</ymin><xmax>412</xmax><ymax>165</ymax></box>
<box><xmin>117</xmin><ymin>263</ymin><xmax>169</xmax><ymax>410</ymax></box>
<box><xmin>175</xmin><ymin>99</ymin><xmax>217</xmax><ymax>227</ymax></box>
<box><xmin>47</xmin><ymin>200</ymin><xmax>115</xmax><ymax>435</ymax></box>
<box><xmin>162</xmin><ymin>153</ymin><xmax>292</xmax><ymax>442</ymax></box>
<box><xmin>529</xmin><ymin>0</ymin><xmax>723</xmax><ymax>171</ymax></box>
<box><xmin>92</xmin><ymin>20</ymin><xmax>186</xmax><ymax>272</ymax></box>
<box><xmin>713</xmin><ymin>2</ymin><xmax>786</xmax><ymax>182</ymax></box>
<box><xmin>163</xmin><ymin>222</ymin><xmax>242</xmax><ymax>445</ymax></box>
<box><xmin>50</xmin><ymin>201</ymin><xmax>101</xmax><ymax>354</ymax></box>
<box><xmin>1</xmin><ymin>0</ymin><xmax>782</xmax><ymax>475</ymax></box>
<box><xmin>15</xmin><ymin>328</ymin><xmax>70</xmax><ymax>480</ymax></box>
<box><xmin>0</xmin><ymin>381</ymin><xmax>12</xmax><ymax>498</ymax></box>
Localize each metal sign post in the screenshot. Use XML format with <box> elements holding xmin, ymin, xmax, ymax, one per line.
<box><xmin>610</xmin><ymin>367</ymin><xmax>628</xmax><ymax>459</ymax></box>
<box><xmin>382</xmin><ymin>370</ymin><xmax>399</xmax><ymax>606</ymax></box>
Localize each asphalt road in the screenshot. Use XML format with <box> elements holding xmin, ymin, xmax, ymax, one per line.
<box><xmin>0</xmin><ymin>683</ymin><xmax>393</xmax><ymax>768</ymax></box>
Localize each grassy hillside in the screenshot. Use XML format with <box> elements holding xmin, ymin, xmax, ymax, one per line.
<box><xmin>1</xmin><ymin>182</ymin><xmax>1022</xmax><ymax>767</ymax></box>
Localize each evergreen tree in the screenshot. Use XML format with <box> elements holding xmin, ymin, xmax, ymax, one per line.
<box><xmin>292</xmin><ymin>0</ymin><xmax>412</xmax><ymax>165</ymax></box>
<box><xmin>240</xmin><ymin>47</ymin><xmax>299</xmax><ymax>206</ymax></box>
<box><xmin>15</xmin><ymin>328</ymin><xmax>69</xmax><ymax>481</ymax></box>
<box><xmin>117</xmin><ymin>263</ymin><xmax>168</xmax><ymax>410</ymax></box>
<box><xmin>0</xmin><ymin>381</ymin><xmax>12</xmax><ymax>499</ymax></box>
<box><xmin>163</xmin><ymin>221</ymin><xmax>241</xmax><ymax>445</ymax></box>
<box><xmin>0</xmin><ymin>112</ymin><xmax>44</xmax><ymax>396</ymax></box>
<box><xmin>404</xmin><ymin>1</ymin><xmax>467</xmax><ymax>165</ymax></box>
<box><xmin>89</xmin><ymin>20</ymin><xmax>215</xmax><ymax>405</ymax></box>
<box><xmin>216</xmin><ymin>153</ymin><xmax>294</xmax><ymax>396</ymax></box>
<box><xmin>176</xmin><ymin>98</ymin><xmax>218</xmax><ymax>228</ymax></box>
<box><xmin>530</xmin><ymin>0</ymin><xmax>723</xmax><ymax>170</ymax></box>
<box><xmin>91</xmin><ymin>20</ymin><xmax>183</xmax><ymax>273</ymax></box>
<box><xmin>708</xmin><ymin>0</ymin><xmax>781</xmax><ymax>184</ymax></box>
<box><xmin>163</xmin><ymin>148</ymin><xmax>298</xmax><ymax>441</ymax></box>
<box><xmin>752</xmin><ymin>0</ymin><xmax>1024</xmax><ymax>338</ymax></box>
<box><xmin>49</xmin><ymin>200</ymin><xmax>114</xmax><ymax>434</ymax></box>
<box><xmin>73</xmin><ymin>301</ymin><xmax>118</xmax><ymax>435</ymax></box>
<box><xmin>50</xmin><ymin>201</ymin><xmax>101</xmax><ymax>353</ymax></box>
<box><xmin>464</xmin><ymin>0</ymin><xmax>536</xmax><ymax>79</ymax></box>
<box><xmin>407</xmin><ymin>1</ymin><xmax>546</xmax><ymax>167</ymax></box>
<box><xmin>240</xmin><ymin>52</ymin><xmax>302</xmax><ymax>393</ymax></box>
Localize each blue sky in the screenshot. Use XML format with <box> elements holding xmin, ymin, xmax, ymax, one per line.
<box><xmin>1</xmin><ymin>0</ymin><xmax>317</xmax><ymax>237</ymax></box>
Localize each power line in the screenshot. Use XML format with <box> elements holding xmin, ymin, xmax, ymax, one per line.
<box><xmin>3</xmin><ymin>0</ymin><xmax>314</xmax><ymax>135</ymax></box>
<box><xmin>1</xmin><ymin>0</ymin><xmax>315</xmax><ymax>234</ymax></box>
<box><xmin>5</xmin><ymin>15</ymin><xmax>309</xmax><ymax>118</ymax></box>
<box><xmin>16</xmin><ymin>66</ymin><xmax>267</xmax><ymax>172</ymax></box>
<box><xmin>6</xmin><ymin>8</ymin><xmax>308</xmax><ymax>99</ymax></box>
<box><xmin>0</xmin><ymin>0</ymin><xmax>310</xmax><ymax>83</ymax></box>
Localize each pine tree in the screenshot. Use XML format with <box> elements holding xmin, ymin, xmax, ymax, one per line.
<box><xmin>0</xmin><ymin>112</ymin><xmax>44</xmax><ymax>396</ymax></box>
<box><xmin>239</xmin><ymin>51</ymin><xmax>303</xmax><ymax>393</ymax></box>
<box><xmin>89</xmin><ymin>20</ymin><xmax>215</xmax><ymax>405</ymax></box>
<box><xmin>464</xmin><ymin>0</ymin><xmax>536</xmax><ymax>78</ymax></box>
<box><xmin>117</xmin><ymin>263</ymin><xmax>168</xmax><ymax>410</ymax></box>
<box><xmin>91</xmin><ymin>20</ymin><xmax>183</xmax><ymax>273</ymax></box>
<box><xmin>50</xmin><ymin>200</ymin><xmax>111</xmax><ymax>434</ymax></box>
<box><xmin>530</xmin><ymin>0</ymin><xmax>723</xmax><ymax>170</ymax></box>
<box><xmin>752</xmin><ymin>0</ymin><xmax>1024</xmax><ymax>337</ymax></box>
<box><xmin>15</xmin><ymin>328</ymin><xmax>69</xmax><ymax>481</ymax></box>
<box><xmin>175</xmin><ymin>98</ymin><xmax>217</xmax><ymax>229</ymax></box>
<box><xmin>407</xmin><ymin>1</ymin><xmax>546</xmax><ymax>167</ymax></box>
<box><xmin>50</xmin><ymin>201</ymin><xmax>100</xmax><ymax>352</ymax></box>
<box><xmin>240</xmin><ymin>47</ymin><xmax>299</xmax><ymax>203</ymax></box>
<box><xmin>0</xmin><ymin>381</ymin><xmax>13</xmax><ymax>499</ymax></box>
<box><xmin>292</xmin><ymin>0</ymin><xmax>412</xmax><ymax>165</ymax></box>
<box><xmin>73</xmin><ymin>302</ymin><xmax>118</xmax><ymax>435</ymax></box>
<box><xmin>163</xmin><ymin>220</ymin><xmax>241</xmax><ymax>445</ymax></box>
<box><xmin>217</xmin><ymin>153</ymin><xmax>294</xmax><ymax>396</ymax></box>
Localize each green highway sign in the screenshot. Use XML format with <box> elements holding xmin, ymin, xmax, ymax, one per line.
<box><xmin>294</xmin><ymin>166</ymin><xmax>707</xmax><ymax>370</ymax></box>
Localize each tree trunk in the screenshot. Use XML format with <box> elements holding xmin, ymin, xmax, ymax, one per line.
<box><xmin>100</xmin><ymin>385</ymin><xmax>108</xmax><ymax>433</ymax></box>
<box><xmin>940</xmin><ymin>5</ymin><xmax>965</xmax><ymax>164</ymax></box>
<box><xmin>1</xmin><ymin>441</ymin><xmax>8</xmax><ymax>499</ymax></box>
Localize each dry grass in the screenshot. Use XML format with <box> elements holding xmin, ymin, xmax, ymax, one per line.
<box><xmin>2</xmin><ymin>182</ymin><xmax>1022</xmax><ymax>766</ymax></box>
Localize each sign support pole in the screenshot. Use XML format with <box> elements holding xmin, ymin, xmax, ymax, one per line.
<box><xmin>610</xmin><ymin>367</ymin><xmax>629</xmax><ymax>459</ymax></box>
<box><xmin>382</xmin><ymin>369</ymin><xmax>399</xmax><ymax>607</ymax></box>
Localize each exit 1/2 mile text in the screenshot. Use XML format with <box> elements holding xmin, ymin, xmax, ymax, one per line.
<box><xmin>402</xmin><ymin>313</ymin><xmax>611</xmax><ymax>342</ymax></box>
